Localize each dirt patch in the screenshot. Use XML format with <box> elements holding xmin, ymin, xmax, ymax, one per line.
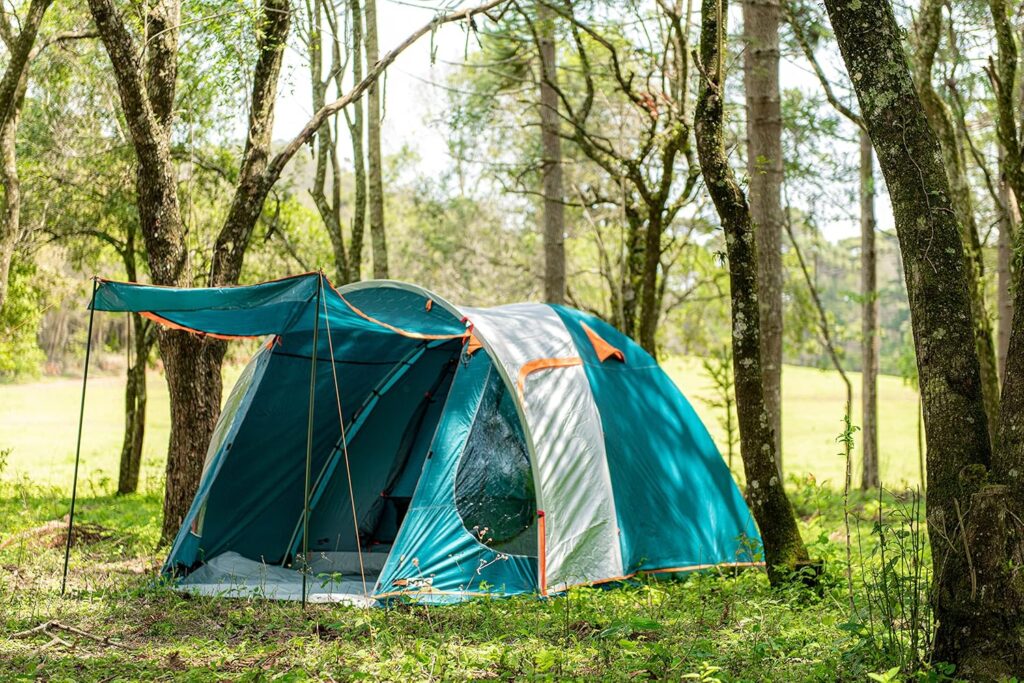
<box><xmin>1</xmin><ymin>517</ymin><xmax>114</xmax><ymax>551</ymax></box>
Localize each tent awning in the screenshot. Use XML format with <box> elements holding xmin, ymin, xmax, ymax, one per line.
<box><xmin>91</xmin><ymin>273</ymin><xmax>470</xmax><ymax>341</ymax></box>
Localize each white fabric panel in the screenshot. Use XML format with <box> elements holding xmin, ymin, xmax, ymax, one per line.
<box><xmin>460</xmin><ymin>304</ymin><xmax>623</xmax><ymax>591</ymax></box>
<box><xmin>177</xmin><ymin>552</ymin><xmax>377</xmax><ymax>606</ymax></box>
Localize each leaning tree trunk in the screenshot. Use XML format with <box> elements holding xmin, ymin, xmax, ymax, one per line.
<box><xmin>743</xmin><ymin>0</ymin><xmax>784</xmax><ymax>471</ymax></box>
<box><xmin>824</xmin><ymin>0</ymin><xmax>1024</xmax><ymax>674</ymax></box>
<box><xmin>696</xmin><ymin>0</ymin><xmax>810</xmax><ymax>585</ymax></box>
<box><xmin>538</xmin><ymin>1</ymin><xmax>565</xmax><ymax>305</ymax></box>
<box><xmin>118</xmin><ymin>313</ymin><xmax>152</xmax><ymax>495</ymax></box>
<box><xmin>860</xmin><ymin>131</ymin><xmax>879</xmax><ymax>490</ymax></box>
<box><xmin>364</xmin><ymin>0</ymin><xmax>388</xmax><ymax>279</ymax></box>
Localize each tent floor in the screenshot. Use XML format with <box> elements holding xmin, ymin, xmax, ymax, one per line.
<box><xmin>176</xmin><ymin>551</ymin><xmax>383</xmax><ymax>607</ymax></box>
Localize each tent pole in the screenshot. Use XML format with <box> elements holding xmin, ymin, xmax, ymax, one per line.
<box><xmin>62</xmin><ymin>277</ymin><xmax>98</xmax><ymax>596</ymax></box>
<box><xmin>301</xmin><ymin>274</ymin><xmax>323</xmax><ymax>609</ymax></box>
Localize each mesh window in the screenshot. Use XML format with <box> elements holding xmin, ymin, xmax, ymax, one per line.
<box><xmin>454</xmin><ymin>367</ymin><xmax>536</xmax><ymax>554</ymax></box>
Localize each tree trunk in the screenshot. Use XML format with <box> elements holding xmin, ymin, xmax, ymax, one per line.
<box><xmin>743</xmin><ymin>0</ymin><xmax>784</xmax><ymax>472</ymax></box>
<box><xmin>307</xmin><ymin>0</ymin><xmax>348</xmax><ymax>283</ymax></box>
<box><xmin>998</xmin><ymin>151</ymin><xmax>1015</xmax><ymax>380</ymax></box>
<box><xmin>638</xmin><ymin>212</ymin><xmax>664</xmax><ymax>355</ymax></box>
<box><xmin>364</xmin><ymin>0</ymin><xmax>388</xmax><ymax>279</ymax></box>
<box><xmin>344</xmin><ymin>0</ymin><xmax>367</xmax><ymax>283</ymax></box>
<box><xmin>824</xmin><ymin>0</ymin><xmax>1024</xmax><ymax>674</ymax></box>
<box><xmin>0</xmin><ymin>0</ymin><xmax>54</xmax><ymax>314</ymax></box>
<box><xmin>117</xmin><ymin>313</ymin><xmax>150</xmax><ymax>495</ymax></box>
<box><xmin>158</xmin><ymin>332</ymin><xmax>225</xmax><ymax>540</ymax></box>
<box><xmin>538</xmin><ymin>1</ymin><xmax>565</xmax><ymax>305</ymax></box>
<box><xmin>696</xmin><ymin>0</ymin><xmax>809</xmax><ymax>585</ymax></box>
<box><xmin>860</xmin><ymin>131</ymin><xmax>879</xmax><ymax>490</ymax></box>
<box><xmin>911</xmin><ymin>0</ymin><xmax>1001</xmax><ymax>449</ymax></box>
<box><xmin>0</xmin><ymin>98</ymin><xmax>21</xmax><ymax>316</ymax></box>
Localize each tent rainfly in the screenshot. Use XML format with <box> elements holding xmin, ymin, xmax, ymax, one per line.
<box><xmin>71</xmin><ymin>272</ymin><xmax>761</xmax><ymax>606</ymax></box>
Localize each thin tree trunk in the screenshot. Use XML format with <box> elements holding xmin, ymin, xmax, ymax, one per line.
<box><xmin>743</xmin><ymin>0</ymin><xmax>784</xmax><ymax>472</ymax></box>
<box><xmin>364</xmin><ymin>0</ymin><xmax>388</xmax><ymax>278</ymax></box>
<box><xmin>538</xmin><ymin>1</ymin><xmax>565</xmax><ymax>305</ymax></box>
<box><xmin>117</xmin><ymin>313</ymin><xmax>149</xmax><ymax>495</ymax></box>
<box><xmin>344</xmin><ymin>0</ymin><xmax>367</xmax><ymax>282</ymax></box>
<box><xmin>0</xmin><ymin>0</ymin><xmax>54</xmax><ymax>314</ymax></box>
<box><xmin>998</xmin><ymin>149</ymin><xmax>1015</xmax><ymax>379</ymax></box>
<box><xmin>695</xmin><ymin>0</ymin><xmax>809</xmax><ymax>585</ymax></box>
<box><xmin>307</xmin><ymin>0</ymin><xmax>349</xmax><ymax>283</ymax></box>
<box><xmin>825</xmin><ymin>0</ymin><xmax>1024</xmax><ymax>673</ymax></box>
<box><xmin>0</xmin><ymin>97</ymin><xmax>21</xmax><ymax>315</ymax></box>
<box><xmin>860</xmin><ymin>131</ymin><xmax>879</xmax><ymax>490</ymax></box>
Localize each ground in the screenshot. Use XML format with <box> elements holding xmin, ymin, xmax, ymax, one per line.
<box><xmin>0</xmin><ymin>361</ymin><xmax>938</xmax><ymax>681</ymax></box>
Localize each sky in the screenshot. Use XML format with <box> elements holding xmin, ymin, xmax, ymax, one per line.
<box><xmin>266</xmin><ymin>1</ymin><xmax>894</xmax><ymax>243</ymax></box>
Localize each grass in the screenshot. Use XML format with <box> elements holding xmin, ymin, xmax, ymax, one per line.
<box><xmin>0</xmin><ymin>360</ymin><xmax>938</xmax><ymax>681</ymax></box>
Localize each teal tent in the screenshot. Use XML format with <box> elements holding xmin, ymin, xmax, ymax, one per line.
<box><xmin>87</xmin><ymin>273</ymin><xmax>761</xmax><ymax>605</ymax></box>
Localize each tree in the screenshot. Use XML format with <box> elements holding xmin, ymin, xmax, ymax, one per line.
<box><xmin>785</xmin><ymin>3</ymin><xmax>879</xmax><ymax>489</ymax></box>
<box><xmin>859</xmin><ymin>130</ymin><xmax>879</xmax><ymax>489</ymax></box>
<box><xmin>302</xmin><ymin>0</ymin><xmax>365</xmax><ymax>283</ymax></box>
<box><xmin>88</xmin><ymin>0</ymin><xmax>507</xmax><ymax>541</ymax></box>
<box><xmin>824</xmin><ymin>0</ymin><xmax>1024</xmax><ymax>672</ymax></box>
<box><xmin>364</xmin><ymin>0</ymin><xmax>387</xmax><ymax>278</ymax></box>
<box><xmin>743</xmin><ymin>0</ymin><xmax>784</xmax><ymax>470</ymax></box>
<box><xmin>909</xmin><ymin>0</ymin><xmax>1000</xmax><ymax>449</ymax></box>
<box><xmin>695</xmin><ymin>0</ymin><xmax>810</xmax><ymax>585</ymax></box>
<box><xmin>0</xmin><ymin>0</ymin><xmax>55</xmax><ymax>315</ymax></box>
<box><xmin>537</xmin><ymin>1</ymin><xmax>564</xmax><ymax>304</ymax></box>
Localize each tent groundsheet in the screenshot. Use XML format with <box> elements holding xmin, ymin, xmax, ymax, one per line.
<box><xmin>176</xmin><ymin>551</ymin><xmax>389</xmax><ymax>606</ymax></box>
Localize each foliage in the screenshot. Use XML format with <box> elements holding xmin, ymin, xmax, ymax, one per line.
<box><xmin>0</xmin><ymin>260</ymin><xmax>47</xmax><ymax>380</ymax></box>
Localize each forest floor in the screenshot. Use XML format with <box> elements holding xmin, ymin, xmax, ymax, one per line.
<box><xmin>0</xmin><ymin>361</ymin><xmax>941</xmax><ymax>681</ymax></box>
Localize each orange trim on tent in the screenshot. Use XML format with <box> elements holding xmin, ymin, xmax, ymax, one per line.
<box><xmin>465</xmin><ymin>333</ymin><xmax>484</xmax><ymax>355</ymax></box>
<box><xmin>580</xmin><ymin>322</ymin><xmax>625</xmax><ymax>363</ymax></box>
<box><xmin>516</xmin><ymin>357</ymin><xmax>583</xmax><ymax>400</ymax></box>
<box><xmin>139</xmin><ymin>312</ymin><xmax>263</xmax><ymax>342</ymax></box>
<box><xmin>537</xmin><ymin>510</ymin><xmax>548</xmax><ymax>596</ymax></box>
<box><xmin>425</xmin><ymin>298</ymin><xmax>433</xmax><ymax>311</ymax></box>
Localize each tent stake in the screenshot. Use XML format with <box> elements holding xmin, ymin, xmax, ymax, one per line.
<box><xmin>62</xmin><ymin>278</ymin><xmax>98</xmax><ymax>596</ymax></box>
<box><xmin>301</xmin><ymin>275</ymin><xmax>323</xmax><ymax>609</ymax></box>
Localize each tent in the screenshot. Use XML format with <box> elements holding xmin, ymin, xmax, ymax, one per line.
<box><xmin>82</xmin><ymin>272</ymin><xmax>761</xmax><ymax>605</ymax></box>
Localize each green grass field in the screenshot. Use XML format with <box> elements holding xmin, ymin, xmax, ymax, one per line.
<box><xmin>0</xmin><ymin>358</ymin><xmax>922</xmax><ymax>496</ymax></box>
<box><xmin>0</xmin><ymin>360</ymin><xmax>932</xmax><ymax>680</ymax></box>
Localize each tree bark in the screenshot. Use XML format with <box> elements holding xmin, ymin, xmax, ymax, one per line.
<box><xmin>364</xmin><ymin>0</ymin><xmax>388</xmax><ymax>278</ymax></box>
<box><xmin>911</xmin><ymin>0</ymin><xmax>1001</xmax><ymax>449</ymax></box>
<box><xmin>0</xmin><ymin>0</ymin><xmax>54</xmax><ymax>314</ymax></box>
<box><xmin>743</xmin><ymin>0</ymin><xmax>784</xmax><ymax>471</ymax></box>
<box><xmin>824</xmin><ymin>0</ymin><xmax>1024</xmax><ymax>673</ymax></box>
<box><xmin>118</xmin><ymin>313</ymin><xmax>151</xmax><ymax>495</ymax></box>
<box><xmin>696</xmin><ymin>0</ymin><xmax>809</xmax><ymax>585</ymax></box>
<box><xmin>345</xmin><ymin>0</ymin><xmax>367</xmax><ymax>283</ymax></box>
<box><xmin>998</xmin><ymin>149</ymin><xmax>1015</xmax><ymax>380</ymax></box>
<box><xmin>538</xmin><ymin>1</ymin><xmax>565</xmax><ymax>305</ymax></box>
<box><xmin>860</xmin><ymin>130</ymin><xmax>879</xmax><ymax>490</ymax></box>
